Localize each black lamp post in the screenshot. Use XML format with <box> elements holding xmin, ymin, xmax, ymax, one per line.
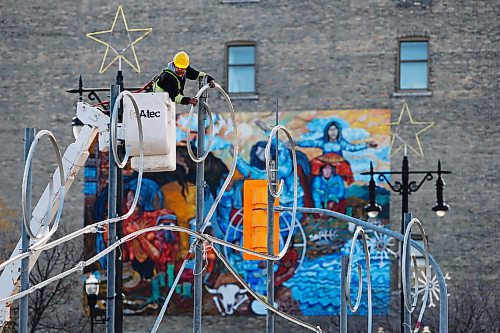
<box><xmin>85</xmin><ymin>274</ymin><xmax>99</xmax><ymax>333</ymax></box>
<box><xmin>361</xmin><ymin>154</ymin><xmax>451</xmax><ymax>332</ymax></box>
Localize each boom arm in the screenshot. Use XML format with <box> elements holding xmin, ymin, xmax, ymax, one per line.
<box><xmin>0</xmin><ymin>103</ymin><xmax>109</xmax><ymax>328</ymax></box>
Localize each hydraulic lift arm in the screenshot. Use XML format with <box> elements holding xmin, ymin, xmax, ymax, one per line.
<box><xmin>0</xmin><ymin>103</ymin><xmax>109</xmax><ymax>329</ymax></box>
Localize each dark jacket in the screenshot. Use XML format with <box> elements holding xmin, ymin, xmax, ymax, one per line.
<box><xmin>153</xmin><ymin>63</ymin><xmax>214</xmax><ymax>105</ymax></box>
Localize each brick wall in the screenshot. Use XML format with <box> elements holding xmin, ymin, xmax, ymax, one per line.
<box><xmin>0</xmin><ymin>0</ymin><xmax>498</xmax><ymax>330</ymax></box>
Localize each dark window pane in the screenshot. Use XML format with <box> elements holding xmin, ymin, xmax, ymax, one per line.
<box><xmin>228</xmin><ymin>66</ymin><xmax>255</xmax><ymax>93</ymax></box>
<box><xmin>400</xmin><ymin>42</ymin><xmax>428</xmax><ymax>61</ymax></box>
<box><xmin>84</xmin><ymin>166</ymin><xmax>97</xmax><ymax>178</ymax></box>
<box><xmin>400</xmin><ymin>62</ymin><xmax>428</xmax><ymax>89</ymax></box>
<box><xmin>228</xmin><ymin>46</ymin><xmax>255</xmax><ymax>65</ymax></box>
<box><xmin>84</xmin><ymin>182</ymin><xmax>97</xmax><ymax>196</ymax></box>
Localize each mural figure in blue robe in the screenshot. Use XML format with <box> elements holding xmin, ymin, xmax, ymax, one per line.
<box><xmin>311</xmin><ymin>164</ymin><xmax>346</xmax><ymax>211</ymax></box>
<box><xmin>297</xmin><ymin>120</ymin><xmax>377</xmax><ymax>156</ymax></box>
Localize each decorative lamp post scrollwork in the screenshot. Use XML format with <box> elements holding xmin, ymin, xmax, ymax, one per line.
<box><xmin>361</xmin><ymin>153</ymin><xmax>451</xmax><ymax>332</ymax></box>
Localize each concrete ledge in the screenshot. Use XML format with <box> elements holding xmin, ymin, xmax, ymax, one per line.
<box><xmin>221</xmin><ymin>0</ymin><xmax>259</xmax><ymax>3</ymax></box>
<box><xmin>229</xmin><ymin>94</ymin><xmax>260</xmax><ymax>100</ymax></box>
<box><xmin>392</xmin><ymin>91</ymin><xmax>433</xmax><ymax>97</ymax></box>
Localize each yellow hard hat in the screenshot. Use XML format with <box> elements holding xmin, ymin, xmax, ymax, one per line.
<box><xmin>173</xmin><ymin>51</ymin><xmax>189</xmax><ymax>69</ymax></box>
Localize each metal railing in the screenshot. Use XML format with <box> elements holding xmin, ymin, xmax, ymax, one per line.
<box><xmin>277</xmin><ymin>206</ymin><xmax>448</xmax><ymax>333</ymax></box>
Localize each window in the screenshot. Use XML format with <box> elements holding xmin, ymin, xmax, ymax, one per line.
<box><xmin>226</xmin><ymin>43</ymin><xmax>256</xmax><ymax>95</ymax></box>
<box><xmin>84</xmin><ymin>165</ymin><xmax>97</xmax><ymax>195</ymax></box>
<box><xmin>222</xmin><ymin>0</ymin><xmax>259</xmax><ymax>3</ymax></box>
<box><xmin>398</xmin><ymin>0</ymin><xmax>431</xmax><ymax>7</ymax></box>
<box><xmin>398</xmin><ymin>39</ymin><xmax>429</xmax><ymax>91</ymax></box>
<box><xmin>84</xmin><ymin>182</ymin><xmax>97</xmax><ymax>196</ymax></box>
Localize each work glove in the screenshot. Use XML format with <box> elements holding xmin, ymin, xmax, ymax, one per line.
<box><xmin>207</xmin><ymin>75</ymin><xmax>216</xmax><ymax>88</ymax></box>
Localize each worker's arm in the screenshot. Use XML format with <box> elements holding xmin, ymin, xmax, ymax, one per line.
<box><xmin>157</xmin><ymin>72</ymin><xmax>193</xmax><ymax>105</ymax></box>
<box><xmin>186</xmin><ymin>66</ymin><xmax>215</xmax><ymax>87</ymax></box>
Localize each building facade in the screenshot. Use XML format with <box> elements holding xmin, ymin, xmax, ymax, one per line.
<box><xmin>0</xmin><ymin>0</ymin><xmax>498</xmax><ymax>331</ymax></box>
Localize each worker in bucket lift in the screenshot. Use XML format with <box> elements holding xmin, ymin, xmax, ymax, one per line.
<box><xmin>152</xmin><ymin>51</ymin><xmax>216</xmax><ymax>106</ymax></box>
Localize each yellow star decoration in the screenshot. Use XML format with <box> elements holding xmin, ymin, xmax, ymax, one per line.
<box><xmin>389</xmin><ymin>103</ymin><xmax>434</xmax><ymax>158</ymax></box>
<box><xmin>86</xmin><ymin>6</ymin><xmax>152</xmax><ymax>74</ymax></box>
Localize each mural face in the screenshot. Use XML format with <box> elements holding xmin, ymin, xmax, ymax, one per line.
<box><xmin>83</xmin><ymin>109</ymin><xmax>392</xmax><ymax>316</ymax></box>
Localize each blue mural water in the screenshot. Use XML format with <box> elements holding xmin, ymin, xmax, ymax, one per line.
<box><xmin>284</xmin><ymin>237</ymin><xmax>391</xmax><ymax>316</ymax></box>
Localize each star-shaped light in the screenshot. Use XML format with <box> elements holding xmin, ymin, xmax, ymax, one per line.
<box><xmin>86</xmin><ymin>6</ymin><xmax>152</xmax><ymax>74</ymax></box>
<box><xmin>389</xmin><ymin>103</ymin><xmax>434</xmax><ymax>158</ymax></box>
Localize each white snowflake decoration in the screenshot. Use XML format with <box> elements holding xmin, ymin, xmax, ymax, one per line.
<box><xmin>366</xmin><ymin>231</ymin><xmax>397</xmax><ymax>267</ymax></box>
<box><xmin>342</xmin><ymin>237</ymin><xmax>365</xmax><ymax>263</ymax></box>
<box><xmin>416</xmin><ymin>270</ymin><xmax>451</xmax><ymax>308</ymax></box>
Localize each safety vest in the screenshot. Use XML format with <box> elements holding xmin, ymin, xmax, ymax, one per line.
<box><xmin>152</xmin><ymin>66</ymin><xmax>207</xmax><ymax>104</ymax></box>
<box><xmin>153</xmin><ymin>68</ymin><xmax>185</xmax><ymax>104</ymax></box>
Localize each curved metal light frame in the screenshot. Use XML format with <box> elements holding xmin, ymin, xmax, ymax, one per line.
<box><xmin>21</xmin><ymin>130</ymin><xmax>65</xmax><ymax>242</ymax></box>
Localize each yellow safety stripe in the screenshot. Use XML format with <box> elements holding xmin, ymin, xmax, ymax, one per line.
<box><xmin>174</xmin><ymin>94</ymin><xmax>184</xmax><ymax>104</ymax></box>
<box><xmin>154</xmin><ymin>81</ymin><xmax>184</xmax><ymax>104</ymax></box>
<box><xmin>165</xmin><ymin>70</ymin><xmax>182</xmax><ymax>90</ymax></box>
<box><xmin>153</xmin><ymin>69</ymin><xmax>181</xmax><ymax>92</ymax></box>
<box><xmin>196</xmin><ymin>71</ymin><xmax>207</xmax><ymax>80</ymax></box>
<box><xmin>152</xmin><ymin>81</ymin><xmax>164</xmax><ymax>92</ymax></box>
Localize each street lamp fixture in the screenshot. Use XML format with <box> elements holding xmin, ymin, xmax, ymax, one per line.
<box><xmin>362</xmin><ymin>157</ymin><xmax>451</xmax><ymax>219</ymax></box>
<box><xmin>85</xmin><ymin>273</ymin><xmax>99</xmax><ymax>298</ymax></box>
<box><xmin>365</xmin><ymin>162</ymin><xmax>382</xmax><ymax>218</ymax></box>
<box><xmin>70</xmin><ymin>75</ymin><xmax>85</xmax><ymax>140</ymax></box>
<box><xmin>432</xmin><ymin>202</ymin><xmax>449</xmax><ymax>218</ymax></box>
<box><xmin>366</xmin><ymin>203</ymin><xmax>382</xmax><ymax>218</ymax></box>
<box><xmin>85</xmin><ymin>274</ymin><xmax>99</xmax><ymax>333</ymax></box>
<box><xmin>432</xmin><ymin>160</ymin><xmax>450</xmax><ymax>217</ymax></box>
<box><xmin>71</xmin><ymin>115</ymin><xmax>84</xmax><ymax>140</ymax></box>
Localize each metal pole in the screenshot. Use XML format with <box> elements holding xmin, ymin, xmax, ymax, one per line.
<box><xmin>193</xmin><ymin>78</ymin><xmax>206</xmax><ymax>333</ymax></box>
<box><xmin>401</xmin><ymin>154</ymin><xmax>410</xmax><ymax>333</ymax></box>
<box><xmin>19</xmin><ymin>128</ymin><xmax>35</xmax><ymax>333</ymax></box>
<box><xmin>403</xmin><ymin>212</ymin><xmax>412</xmax><ymax>332</ymax></box>
<box><xmin>266</xmin><ymin>99</ymin><xmax>279</xmax><ymax>333</ymax></box>
<box><xmin>115</xmin><ymin>70</ymin><xmax>124</xmax><ymax>333</ymax></box>
<box><xmin>340</xmin><ymin>255</ymin><xmax>348</xmax><ymax>333</ymax></box>
<box><xmin>106</xmin><ymin>84</ymin><xmax>120</xmax><ymax>333</ymax></box>
<box><xmin>436</xmin><ymin>261</ymin><xmax>449</xmax><ymax>333</ymax></box>
<box><xmin>266</xmin><ymin>164</ymin><xmax>276</xmax><ymax>333</ymax></box>
<box><xmin>90</xmin><ymin>307</ymin><xmax>95</xmax><ymax>333</ymax></box>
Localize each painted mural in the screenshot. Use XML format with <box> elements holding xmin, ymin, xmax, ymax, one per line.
<box><xmin>83</xmin><ymin>109</ymin><xmax>392</xmax><ymax>316</ymax></box>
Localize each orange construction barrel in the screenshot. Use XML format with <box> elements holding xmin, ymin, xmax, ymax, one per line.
<box><xmin>243</xmin><ymin>180</ymin><xmax>279</xmax><ymax>260</ymax></box>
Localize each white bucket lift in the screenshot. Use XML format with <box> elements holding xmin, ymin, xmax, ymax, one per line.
<box><xmin>122</xmin><ymin>92</ymin><xmax>176</xmax><ymax>172</ymax></box>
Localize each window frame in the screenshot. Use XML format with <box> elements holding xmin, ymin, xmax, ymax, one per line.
<box><xmin>221</xmin><ymin>0</ymin><xmax>259</xmax><ymax>3</ymax></box>
<box><xmin>398</xmin><ymin>0</ymin><xmax>431</xmax><ymax>8</ymax></box>
<box><xmin>225</xmin><ymin>41</ymin><xmax>258</xmax><ymax>98</ymax></box>
<box><xmin>396</xmin><ymin>37</ymin><xmax>430</xmax><ymax>93</ymax></box>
